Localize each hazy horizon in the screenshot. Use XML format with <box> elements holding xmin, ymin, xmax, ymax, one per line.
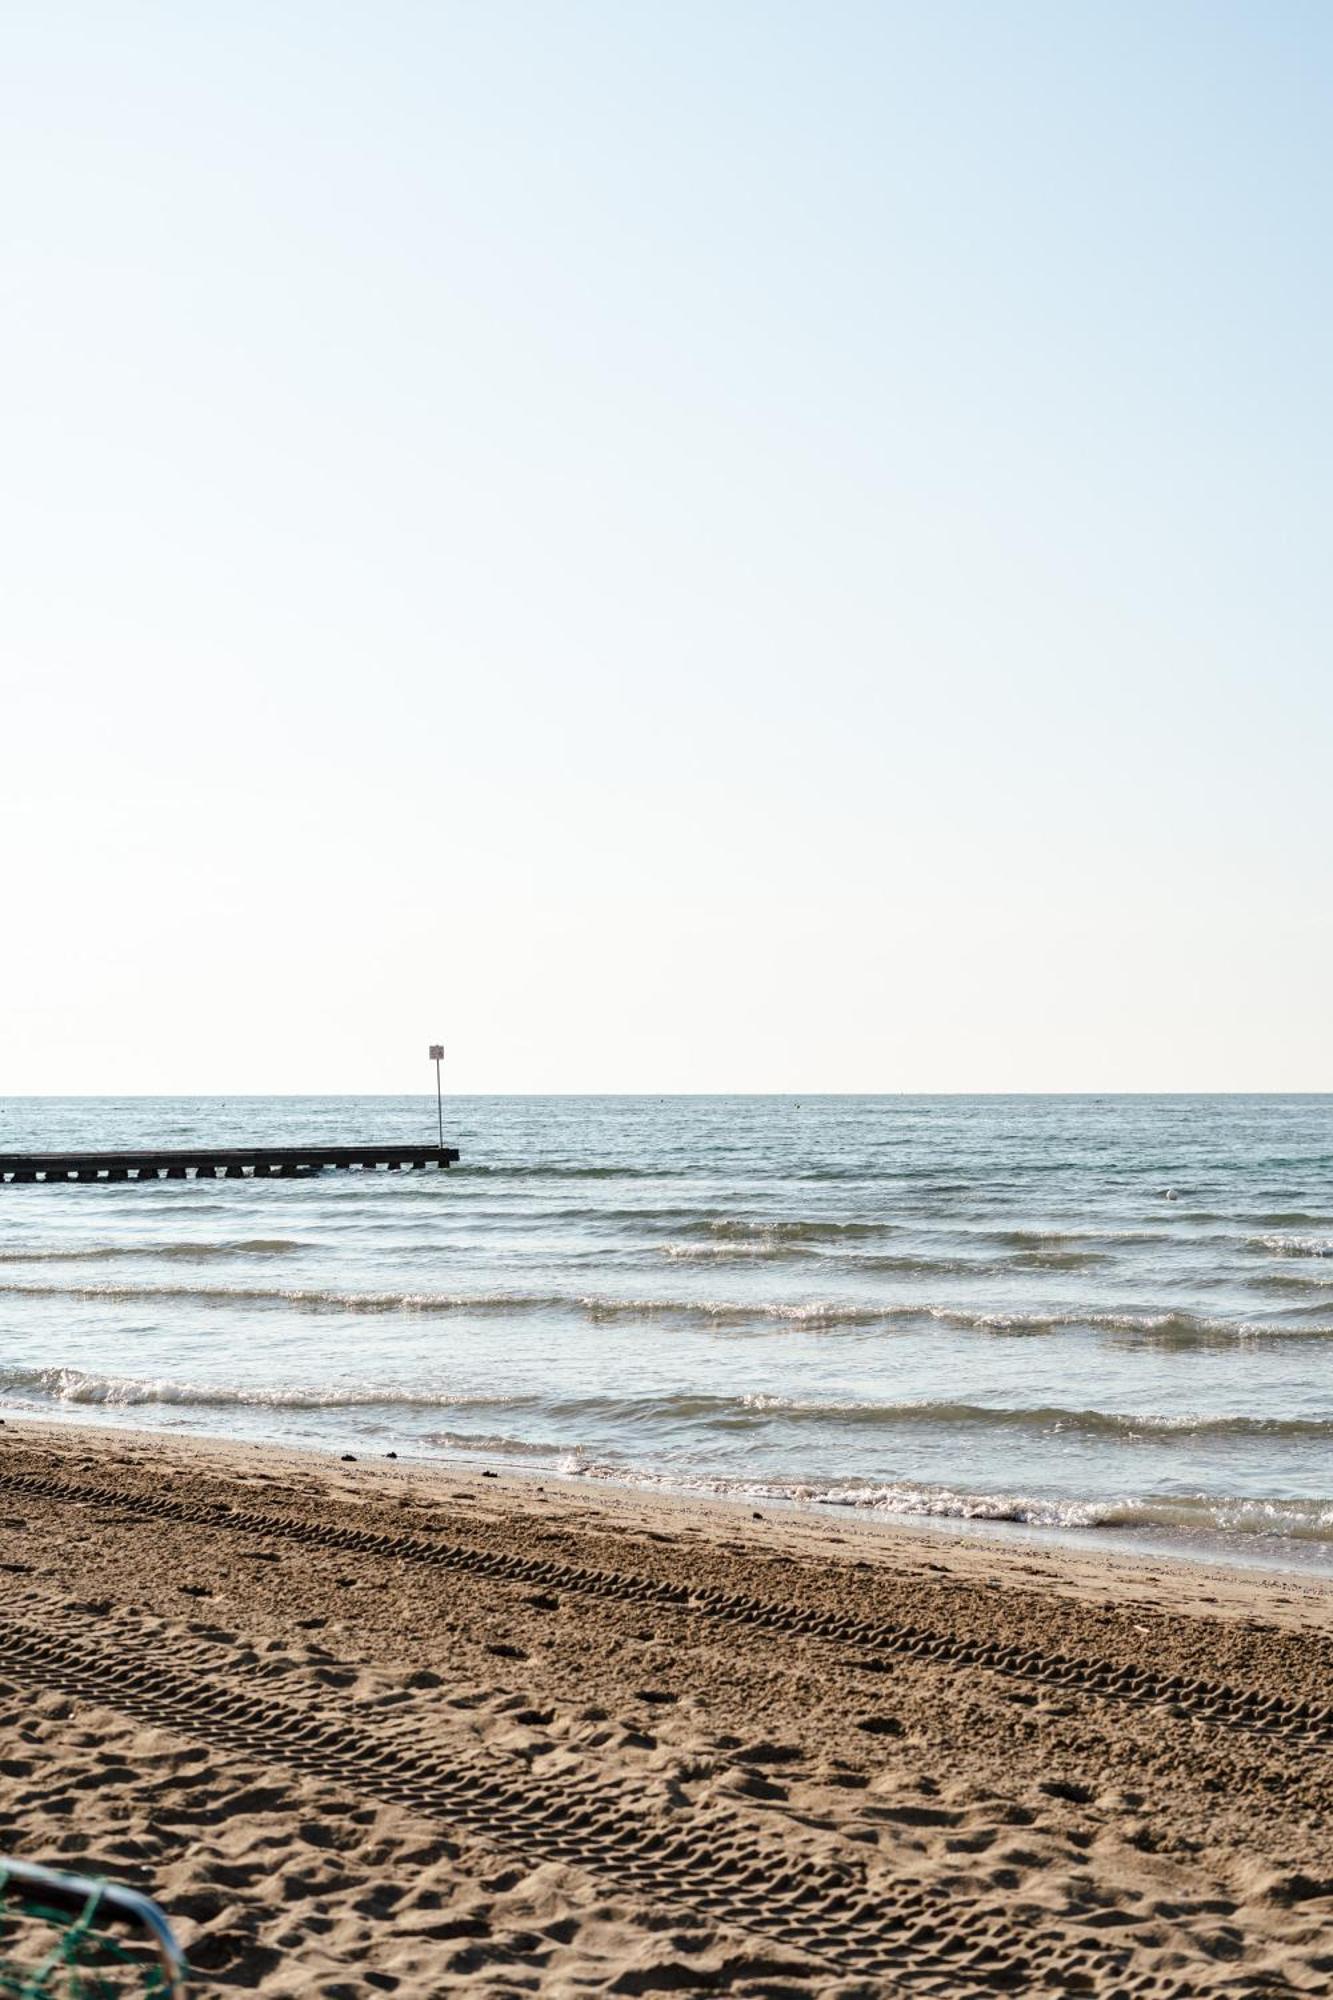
<box><xmin>6</xmin><ymin>2</ymin><xmax>1329</xmax><ymax>1096</ymax></box>
<box><xmin>5</xmin><ymin>1090</ymin><xmax>1333</xmax><ymax>1105</ymax></box>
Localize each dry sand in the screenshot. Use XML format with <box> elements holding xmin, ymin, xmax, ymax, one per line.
<box><xmin>0</xmin><ymin>1420</ymin><xmax>1329</xmax><ymax>1996</ymax></box>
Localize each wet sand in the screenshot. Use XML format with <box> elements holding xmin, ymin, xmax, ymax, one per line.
<box><xmin>0</xmin><ymin>1419</ymin><xmax>1329</xmax><ymax>1996</ymax></box>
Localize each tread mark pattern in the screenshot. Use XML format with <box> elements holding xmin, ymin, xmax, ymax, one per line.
<box><xmin>0</xmin><ymin>1465</ymin><xmax>1327</xmax><ymax>1752</ymax></box>
<box><xmin>0</xmin><ymin>1609</ymin><xmax>1213</xmax><ymax>1997</ymax></box>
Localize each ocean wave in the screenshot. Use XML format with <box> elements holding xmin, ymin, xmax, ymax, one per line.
<box><xmin>1005</xmin><ymin>1248</ymin><xmax>1111</xmax><ymax>1270</ymax></box>
<box><xmin>981</xmin><ymin>1228</ymin><xmax>1127</xmax><ymax>1249</ymax></box>
<box><xmin>735</xmin><ymin>1398</ymin><xmax>1333</xmax><ymax>1440</ymax></box>
<box><xmin>970</xmin><ymin>1306</ymin><xmax>1333</xmax><ymax>1346</ymax></box>
<box><xmin>663</xmin><ymin>1242</ymin><xmax>1108</xmax><ymax>1275</ymax></box>
<box><xmin>0</xmin><ymin>1365</ymin><xmax>530</xmax><ymax>1411</ymax></box>
<box><xmin>0</xmin><ymin>1279</ymin><xmax>1327</xmax><ymax>1345</ymax></box>
<box><xmin>2</xmin><ymin>1367</ymin><xmax>1324</xmax><ymax>1446</ymax></box>
<box><xmin>456</xmin><ymin>1163</ymin><xmax>682</xmax><ymax>1180</ymax></box>
<box><xmin>564</xmin><ymin>1463</ymin><xmax>1333</xmax><ymax>1540</ymax></box>
<box><xmin>0</xmin><ymin>1240</ymin><xmax>306</xmax><ymax>1264</ymax></box>
<box><xmin>660</xmin><ymin>1243</ymin><xmax>978</xmax><ymax>1274</ymax></box>
<box><xmin>866</xmin><ymin>1488</ymin><xmax>1333</xmax><ymax>1540</ymax></box>
<box><xmin>1247</xmin><ymin>1212</ymin><xmax>1333</xmax><ymax>1228</ymax></box>
<box><xmin>921</xmin><ymin>1304</ymin><xmax>1333</xmax><ymax>1345</ymax></box>
<box><xmin>420</xmin><ymin>1428</ymin><xmax>574</xmax><ymax>1459</ymax></box>
<box><xmin>700</xmin><ymin>1395</ymin><xmax>1333</xmax><ymax>1441</ymax></box>
<box><xmin>661</xmin><ymin>1241</ymin><xmax>828</xmax><ymax>1265</ymax></box>
<box><xmin>0</xmin><ymin>1280</ymin><xmax>561</xmax><ymax>1317</ymax></box>
<box><xmin>1251</xmin><ymin>1234</ymin><xmax>1333</xmax><ymax>1258</ymax></box>
<box><xmin>704</xmin><ymin>1218</ymin><xmax>895</xmax><ymax>1243</ymax></box>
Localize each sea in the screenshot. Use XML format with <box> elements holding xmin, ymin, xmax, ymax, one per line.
<box><xmin>2</xmin><ymin>1095</ymin><xmax>1332</xmax><ymax>1573</ymax></box>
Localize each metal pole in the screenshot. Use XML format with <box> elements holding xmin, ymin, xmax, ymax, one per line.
<box><xmin>429</xmin><ymin>1044</ymin><xmax>444</xmax><ymax>1150</ymax></box>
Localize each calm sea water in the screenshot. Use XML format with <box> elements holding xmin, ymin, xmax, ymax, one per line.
<box><xmin>2</xmin><ymin>1096</ymin><xmax>1332</xmax><ymax>1570</ymax></box>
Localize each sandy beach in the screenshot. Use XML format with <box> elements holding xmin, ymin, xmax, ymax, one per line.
<box><xmin>0</xmin><ymin>1422</ymin><xmax>1328</xmax><ymax>1996</ymax></box>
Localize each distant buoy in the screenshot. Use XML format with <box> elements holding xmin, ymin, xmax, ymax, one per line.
<box><xmin>1163</xmin><ymin>1189</ymin><xmax>1178</xmax><ymax>1201</ymax></box>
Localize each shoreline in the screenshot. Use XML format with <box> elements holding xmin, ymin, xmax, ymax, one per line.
<box><xmin>5</xmin><ymin>1394</ymin><xmax>1333</xmax><ymax>1585</ymax></box>
<box><xmin>0</xmin><ymin>1414</ymin><xmax>1330</xmax><ymax>1992</ymax></box>
<box><xmin>10</xmin><ymin>1408</ymin><xmax>1333</xmax><ymax>1627</ymax></box>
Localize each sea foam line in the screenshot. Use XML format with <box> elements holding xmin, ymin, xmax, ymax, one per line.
<box><xmin>2</xmin><ymin>1366</ymin><xmax>1329</xmax><ymax>1441</ymax></box>
<box><xmin>564</xmin><ymin>1463</ymin><xmax>1333</xmax><ymax>1540</ymax></box>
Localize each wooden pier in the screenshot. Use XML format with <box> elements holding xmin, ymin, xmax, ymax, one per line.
<box><xmin>0</xmin><ymin>1145</ymin><xmax>460</xmax><ymax>1184</ymax></box>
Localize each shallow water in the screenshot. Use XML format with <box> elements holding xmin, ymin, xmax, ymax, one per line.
<box><xmin>2</xmin><ymin>1095</ymin><xmax>1332</xmax><ymax>1568</ymax></box>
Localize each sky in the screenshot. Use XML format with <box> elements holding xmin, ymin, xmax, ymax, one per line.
<box><xmin>4</xmin><ymin>1</ymin><xmax>1329</xmax><ymax>1094</ymax></box>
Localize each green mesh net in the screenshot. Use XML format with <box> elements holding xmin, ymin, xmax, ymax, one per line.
<box><xmin>0</xmin><ymin>1871</ymin><xmax>184</xmax><ymax>1999</ymax></box>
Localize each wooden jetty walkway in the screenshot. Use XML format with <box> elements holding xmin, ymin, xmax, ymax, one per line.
<box><xmin>0</xmin><ymin>1145</ymin><xmax>460</xmax><ymax>1184</ymax></box>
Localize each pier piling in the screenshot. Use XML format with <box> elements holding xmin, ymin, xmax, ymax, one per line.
<box><xmin>0</xmin><ymin>1145</ymin><xmax>460</xmax><ymax>1185</ymax></box>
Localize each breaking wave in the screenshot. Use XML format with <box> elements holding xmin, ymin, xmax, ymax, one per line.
<box><xmin>1251</xmin><ymin>1235</ymin><xmax>1333</xmax><ymax>1258</ymax></box>
<box><xmin>0</xmin><ymin>1365</ymin><xmax>529</xmax><ymax>1411</ymax></box>
<box><xmin>704</xmin><ymin>1218</ymin><xmax>896</xmax><ymax>1243</ymax></box>
<box><xmin>568</xmin><ymin>1464</ymin><xmax>1333</xmax><ymax>1542</ymax></box>
<box><xmin>0</xmin><ymin>1279</ymin><xmax>1328</xmax><ymax>1345</ymax></box>
<box><xmin>2</xmin><ymin>1368</ymin><xmax>1326</xmax><ymax>1446</ymax></box>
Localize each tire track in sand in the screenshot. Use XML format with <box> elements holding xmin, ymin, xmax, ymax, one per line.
<box><xmin>0</xmin><ymin>1604</ymin><xmax>1209</xmax><ymax>1996</ymax></box>
<box><xmin>0</xmin><ymin>1464</ymin><xmax>1327</xmax><ymax>1753</ymax></box>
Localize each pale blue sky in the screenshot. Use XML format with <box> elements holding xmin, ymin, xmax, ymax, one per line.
<box><xmin>4</xmin><ymin>2</ymin><xmax>1329</xmax><ymax>1092</ymax></box>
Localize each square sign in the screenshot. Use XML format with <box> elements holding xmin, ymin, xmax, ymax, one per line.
<box><xmin>429</xmin><ymin>1045</ymin><xmax>444</xmax><ymax>1060</ymax></box>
